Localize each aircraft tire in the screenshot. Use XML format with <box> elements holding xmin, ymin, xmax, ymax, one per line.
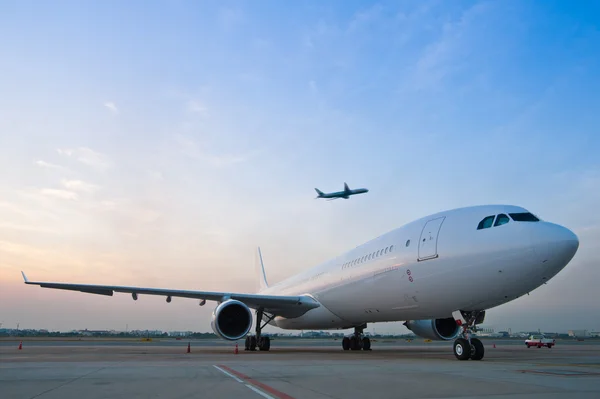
<box><xmin>249</xmin><ymin>336</ymin><xmax>257</xmax><ymax>351</ymax></box>
<box><xmin>362</xmin><ymin>337</ymin><xmax>371</xmax><ymax>351</ymax></box>
<box><xmin>258</xmin><ymin>336</ymin><xmax>271</xmax><ymax>351</ymax></box>
<box><xmin>342</xmin><ymin>337</ymin><xmax>350</xmax><ymax>350</ymax></box>
<box><xmin>470</xmin><ymin>338</ymin><xmax>484</xmax><ymax>361</ymax></box>
<box><xmin>453</xmin><ymin>338</ymin><xmax>471</xmax><ymax>360</ymax></box>
<box><xmin>350</xmin><ymin>336</ymin><xmax>361</xmax><ymax>350</ymax></box>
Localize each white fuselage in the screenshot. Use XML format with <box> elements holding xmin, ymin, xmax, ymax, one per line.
<box><xmin>259</xmin><ymin>205</ymin><xmax>579</xmax><ymax>330</ymax></box>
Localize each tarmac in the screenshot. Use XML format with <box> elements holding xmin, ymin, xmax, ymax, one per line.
<box><xmin>2</xmin><ymin>338</ymin><xmax>600</xmax><ymax>399</ymax></box>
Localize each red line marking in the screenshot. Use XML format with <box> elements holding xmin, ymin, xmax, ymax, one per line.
<box><xmin>217</xmin><ymin>365</ymin><xmax>296</xmax><ymax>399</ymax></box>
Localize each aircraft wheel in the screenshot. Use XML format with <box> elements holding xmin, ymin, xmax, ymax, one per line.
<box><xmin>258</xmin><ymin>336</ymin><xmax>270</xmax><ymax>351</ymax></box>
<box><xmin>245</xmin><ymin>336</ymin><xmax>250</xmax><ymax>351</ymax></box>
<box><xmin>453</xmin><ymin>338</ymin><xmax>471</xmax><ymax>360</ymax></box>
<box><xmin>470</xmin><ymin>338</ymin><xmax>484</xmax><ymax>361</ymax></box>
<box><xmin>350</xmin><ymin>336</ymin><xmax>361</xmax><ymax>350</ymax></box>
<box><xmin>362</xmin><ymin>337</ymin><xmax>371</xmax><ymax>351</ymax></box>
<box><xmin>249</xmin><ymin>336</ymin><xmax>257</xmax><ymax>351</ymax></box>
<box><xmin>342</xmin><ymin>337</ymin><xmax>350</xmax><ymax>350</ymax></box>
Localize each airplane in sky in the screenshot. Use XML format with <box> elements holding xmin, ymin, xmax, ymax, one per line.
<box><xmin>315</xmin><ymin>182</ymin><xmax>368</xmax><ymax>200</ymax></box>
<box><xmin>21</xmin><ymin>204</ymin><xmax>579</xmax><ymax>361</ymax></box>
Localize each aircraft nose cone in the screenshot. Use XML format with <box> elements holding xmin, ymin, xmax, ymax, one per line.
<box><xmin>554</xmin><ymin>225</ymin><xmax>579</xmax><ymax>263</ymax></box>
<box><xmin>532</xmin><ymin>223</ymin><xmax>579</xmax><ymax>265</ymax></box>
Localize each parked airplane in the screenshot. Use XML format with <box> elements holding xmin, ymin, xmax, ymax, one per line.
<box><xmin>315</xmin><ymin>182</ymin><xmax>368</xmax><ymax>200</ymax></box>
<box><xmin>21</xmin><ymin>204</ymin><xmax>579</xmax><ymax>361</ymax></box>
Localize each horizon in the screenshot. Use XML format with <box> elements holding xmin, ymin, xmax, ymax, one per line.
<box><xmin>1</xmin><ymin>0</ymin><xmax>600</xmax><ymax>335</ymax></box>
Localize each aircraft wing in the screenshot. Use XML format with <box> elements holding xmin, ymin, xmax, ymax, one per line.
<box><xmin>20</xmin><ymin>272</ymin><xmax>320</xmax><ymax>317</ymax></box>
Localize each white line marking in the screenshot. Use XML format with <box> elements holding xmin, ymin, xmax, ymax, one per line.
<box><xmin>246</xmin><ymin>384</ymin><xmax>276</xmax><ymax>399</ymax></box>
<box><xmin>213</xmin><ymin>365</ymin><xmax>243</xmax><ymax>383</ymax></box>
<box><xmin>213</xmin><ymin>365</ymin><xmax>276</xmax><ymax>399</ymax></box>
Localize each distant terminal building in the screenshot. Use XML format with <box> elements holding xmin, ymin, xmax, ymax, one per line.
<box><xmin>474</xmin><ymin>326</ymin><xmax>495</xmax><ymax>336</ymax></box>
<box><xmin>568</xmin><ymin>330</ymin><xmax>588</xmax><ymax>338</ymax></box>
<box><xmin>589</xmin><ymin>331</ymin><xmax>600</xmax><ymax>338</ymax></box>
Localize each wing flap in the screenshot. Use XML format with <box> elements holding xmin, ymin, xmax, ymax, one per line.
<box><xmin>39</xmin><ymin>283</ymin><xmax>114</xmax><ymax>296</ymax></box>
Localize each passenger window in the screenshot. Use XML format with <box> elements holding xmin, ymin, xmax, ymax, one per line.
<box><xmin>477</xmin><ymin>216</ymin><xmax>495</xmax><ymax>230</ymax></box>
<box><xmin>406</xmin><ymin>239</ymin><xmax>410</xmax><ymax>247</ymax></box>
<box><xmin>376</xmin><ymin>250</ymin><xmax>380</xmax><ymax>257</ymax></box>
<box><xmin>390</xmin><ymin>245</ymin><xmax>394</xmax><ymax>252</ymax></box>
<box><xmin>494</xmin><ymin>214</ymin><xmax>510</xmax><ymax>227</ymax></box>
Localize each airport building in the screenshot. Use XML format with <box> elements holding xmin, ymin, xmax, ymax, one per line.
<box><xmin>568</xmin><ymin>330</ymin><xmax>588</xmax><ymax>338</ymax></box>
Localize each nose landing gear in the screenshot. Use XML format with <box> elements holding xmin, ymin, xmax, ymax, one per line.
<box><xmin>452</xmin><ymin>310</ymin><xmax>485</xmax><ymax>361</ymax></box>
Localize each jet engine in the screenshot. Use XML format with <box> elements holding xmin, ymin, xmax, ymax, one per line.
<box><xmin>403</xmin><ymin>318</ymin><xmax>460</xmax><ymax>341</ymax></box>
<box><xmin>210</xmin><ymin>299</ymin><xmax>253</xmax><ymax>341</ymax></box>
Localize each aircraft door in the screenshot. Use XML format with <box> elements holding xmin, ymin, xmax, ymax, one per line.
<box><xmin>418</xmin><ymin>216</ymin><xmax>446</xmax><ymax>261</ymax></box>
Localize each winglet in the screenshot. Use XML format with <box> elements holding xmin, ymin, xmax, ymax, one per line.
<box><xmin>21</xmin><ymin>271</ymin><xmax>29</xmax><ymax>283</ymax></box>
<box><xmin>255</xmin><ymin>247</ymin><xmax>269</xmax><ymax>292</ymax></box>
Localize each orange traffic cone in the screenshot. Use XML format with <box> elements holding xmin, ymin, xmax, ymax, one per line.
<box><xmin>18</xmin><ymin>341</ymin><xmax>22</xmax><ymax>350</ymax></box>
<box><xmin>187</xmin><ymin>342</ymin><xmax>190</xmax><ymax>353</ymax></box>
<box><xmin>234</xmin><ymin>343</ymin><xmax>239</xmax><ymax>354</ymax></box>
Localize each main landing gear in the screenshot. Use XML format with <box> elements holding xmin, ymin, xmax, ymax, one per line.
<box><xmin>244</xmin><ymin>308</ymin><xmax>274</xmax><ymax>351</ymax></box>
<box><xmin>341</xmin><ymin>324</ymin><xmax>372</xmax><ymax>351</ymax></box>
<box><xmin>452</xmin><ymin>310</ymin><xmax>485</xmax><ymax>361</ymax></box>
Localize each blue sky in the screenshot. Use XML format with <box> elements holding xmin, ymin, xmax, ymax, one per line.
<box><xmin>1</xmin><ymin>0</ymin><xmax>599</xmax><ymax>334</ymax></box>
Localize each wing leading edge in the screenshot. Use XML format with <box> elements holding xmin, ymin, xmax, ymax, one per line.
<box><xmin>20</xmin><ymin>272</ymin><xmax>320</xmax><ymax>318</ymax></box>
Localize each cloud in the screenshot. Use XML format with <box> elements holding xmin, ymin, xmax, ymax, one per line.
<box><xmin>57</xmin><ymin>147</ymin><xmax>112</xmax><ymax>171</ymax></box>
<box><xmin>35</xmin><ymin>160</ymin><xmax>66</xmax><ymax>170</ymax></box>
<box><xmin>0</xmin><ymin>222</ymin><xmax>57</xmax><ymax>234</ymax></box>
<box><xmin>174</xmin><ymin>135</ymin><xmax>253</xmax><ymax>167</ymax></box>
<box><xmin>40</xmin><ymin>188</ymin><xmax>79</xmax><ymax>200</ymax></box>
<box><xmin>412</xmin><ymin>2</ymin><xmax>491</xmax><ymax>90</ymax></box>
<box><xmin>148</xmin><ymin>171</ymin><xmax>164</xmax><ymax>181</ymax></box>
<box><xmin>104</xmin><ymin>101</ymin><xmax>119</xmax><ymax>114</ymax></box>
<box><xmin>347</xmin><ymin>4</ymin><xmax>385</xmax><ymax>33</ymax></box>
<box><xmin>186</xmin><ymin>100</ymin><xmax>209</xmax><ymax>117</ymax></box>
<box><xmin>218</xmin><ymin>7</ymin><xmax>243</xmax><ymax>30</ymax></box>
<box><xmin>61</xmin><ymin>179</ymin><xmax>100</xmax><ymax>194</ymax></box>
<box><xmin>203</xmin><ymin>154</ymin><xmax>250</xmax><ymax>167</ymax></box>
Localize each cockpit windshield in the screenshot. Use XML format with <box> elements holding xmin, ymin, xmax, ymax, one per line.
<box><xmin>494</xmin><ymin>214</ymin><xmax>510</xmax><ymax>226</ymax></box>
<box><xmin>509</xmin><ymin>212</ymin><xmax>539</xmax><ymax>222</ymax></box>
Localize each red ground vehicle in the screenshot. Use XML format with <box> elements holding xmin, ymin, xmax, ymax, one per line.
<box><xmin>525</xmin><ymin>334</ymin><xmax>555</xmax><ymax>348</ymax></box>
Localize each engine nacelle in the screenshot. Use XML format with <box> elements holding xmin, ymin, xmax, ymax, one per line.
<box><xmin>210</xmin><ymin>299</ymin><xmax>253</xmax><ymax>341</ymax></box>
<box><xmin>403</xmin><ymin>318</ymin><xmax>461</xmax><ymax>341</ymax></box>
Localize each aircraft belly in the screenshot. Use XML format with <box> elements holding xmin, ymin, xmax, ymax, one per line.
<box><xmin>274</xmin><ymin>303</ymin><xmax>350</xmax><ymax>330</ymax></box>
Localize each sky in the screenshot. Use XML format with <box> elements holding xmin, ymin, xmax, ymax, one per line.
<box><xmin>1</xmin><ymin>0</ymin><xmax>599</xmax><ymax>335</ymax></box>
